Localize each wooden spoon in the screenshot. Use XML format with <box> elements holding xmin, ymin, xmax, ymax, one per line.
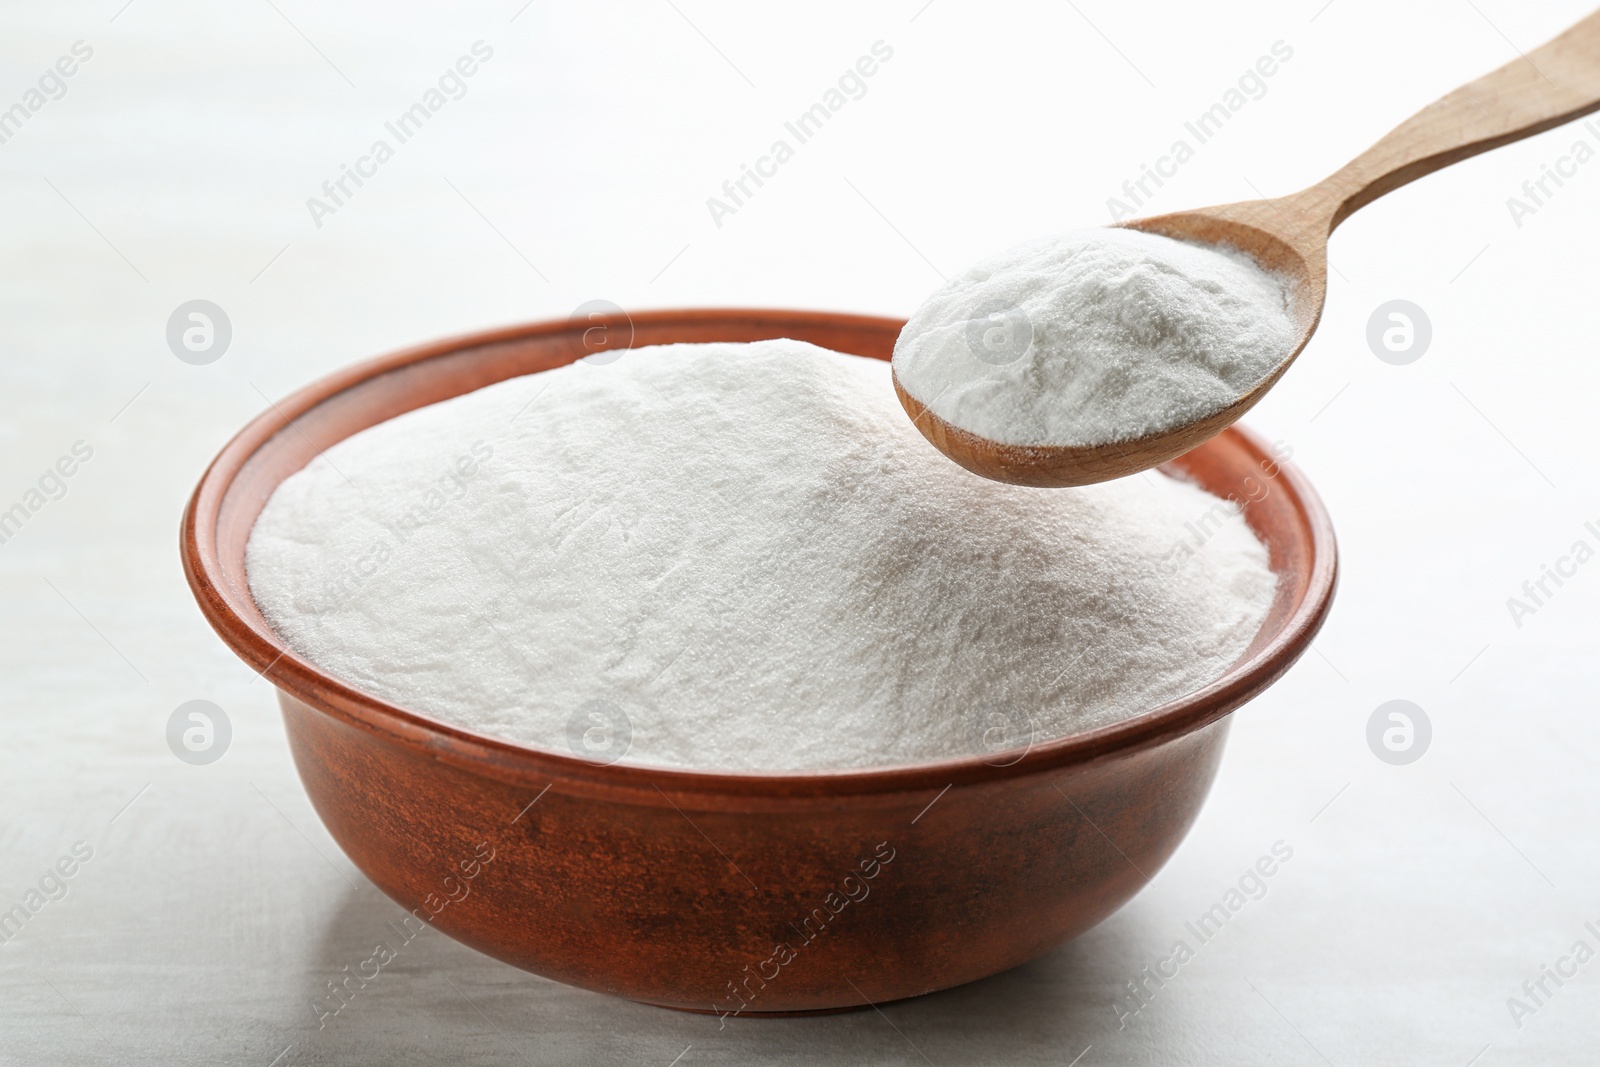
<box><xmin>896</xmin><ymin>9</ymin><xmax>1600</xmax><ymax>487</ymax></box>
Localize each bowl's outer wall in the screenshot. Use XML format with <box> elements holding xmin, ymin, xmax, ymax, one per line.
<box><xmin>184</xmin><ymin>309</ymin><xmax>1336</xmax><ymax>1014</ymax></box>
<box><xmin>284</xmin><ymin>690</ymin><xmax>1230</xmax><ymax>1014</ymax></box>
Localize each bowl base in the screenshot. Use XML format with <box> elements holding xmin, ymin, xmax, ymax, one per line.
<box><xmin>639</xmin><ymin>997</ymin><xmax>892</xmax><ymax>1018</ymax></box>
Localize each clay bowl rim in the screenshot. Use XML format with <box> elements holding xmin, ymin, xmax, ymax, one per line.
<box><xmin>180</xmin><ymin>307</ymin><xmax>1337</xmax><ymax>804</ymax></box>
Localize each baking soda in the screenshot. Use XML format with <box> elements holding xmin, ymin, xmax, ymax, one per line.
<box><xmin>892</xmin><ymin>228</ymin><xmax>1296</xmax><ymax>447</ymax></box>
<box><xmin>247</xmin><ymin>340</ymin><xmax>1275</xmax><ymax>772</ymax></box>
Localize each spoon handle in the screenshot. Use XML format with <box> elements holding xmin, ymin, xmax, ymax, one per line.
<box><xmin>1297</xmin><ymin>9</ymin><xmax>1600</xmax><ymax>230</ymax></box>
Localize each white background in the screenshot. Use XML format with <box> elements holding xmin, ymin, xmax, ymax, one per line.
<box><xmin>3</xmin><ymin>1</ymin><xmax>1598</xmax><ymax>1063</ymax></box>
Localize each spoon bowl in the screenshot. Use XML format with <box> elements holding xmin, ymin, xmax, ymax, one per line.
<box><xmin>897</xmin><ymin>8</ymin><xmax>1600</xmax><ymax>487</ymax></box>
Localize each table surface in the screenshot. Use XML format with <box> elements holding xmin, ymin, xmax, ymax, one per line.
<box><xmin>4</xmin><ymin>1</ymin><xmax>1599</xmax><ymax>1064</ymax></box>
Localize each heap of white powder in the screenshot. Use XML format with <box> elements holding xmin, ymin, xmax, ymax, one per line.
<box><xmin>247</xmin><ymin>340</ymin><xmax>1276</xmax><ymax>772</ymax></box>
<box><xmin>892</xmin><ymin>228</ymin><xmax>1297</xmax><ymax>447</ymax></box>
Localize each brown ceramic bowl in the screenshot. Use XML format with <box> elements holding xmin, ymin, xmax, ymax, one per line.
<box><xmin>181</xmin><ymin>309</ymin><xmax>1336</xmax><ymax>1016</ymax></box>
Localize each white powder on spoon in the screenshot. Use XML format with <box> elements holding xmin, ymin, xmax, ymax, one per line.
<box><xmin>246</xmin><ymin>340</ymin><xmax>1275</xmax><ymax>772</ymax></box>
<box><xmin>892</xmin><ymin>227</ymin><xmax>1297</xmax><ymax>447</ymax></box>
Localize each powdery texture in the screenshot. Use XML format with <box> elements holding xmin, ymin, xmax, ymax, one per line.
<box><xmin>892</xmin><ymin>228</ymin><xmax>1296</xmax><ymax>447</ymax></box>
<box><xmin>246</xmin><ymin>340</ymin><xmax>1275</xmax><ymax>772</ymax></box>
